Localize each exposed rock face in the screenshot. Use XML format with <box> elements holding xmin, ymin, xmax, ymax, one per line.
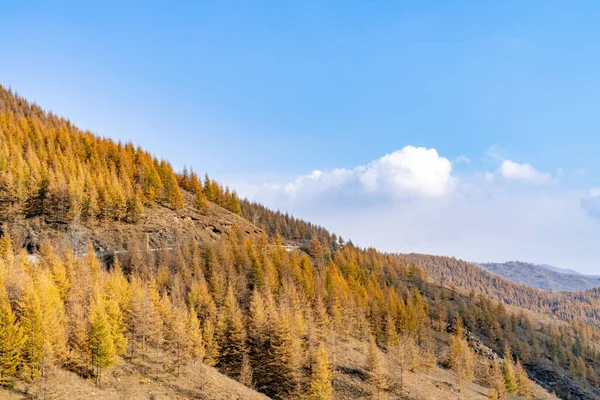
<box><xmin>2</xmin><ymin>191</ymin><xmax>261</xmax><ymax>259</ymax></box>
<box><xmin>527</xmin><ymin>364</ymin><xmax>600</xmax><ymax>400</ymax></box>
<box><xmin>466</xmin><ymin>332</ymin><xmax>498</xmax><ymax>362</ymax></box>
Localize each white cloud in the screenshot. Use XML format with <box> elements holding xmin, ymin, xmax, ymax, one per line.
<box><xmin>499</xmin><ymin>160</ymin><xmax>551</xmax><ymax>184</ymax></box>
<box><xmin>285</xmin><ymin>168</ymin><xmax>353</xmax><ymax>198</ymax></box>
<box><xmin>358</xmin><ymin>146</ymin><xmax>454</xmax><ymax>197</ymax></box>
<box><xmin>279</xmin><ymin>146</ymin><xmax>455</xmax><ymax>200</ymax></box>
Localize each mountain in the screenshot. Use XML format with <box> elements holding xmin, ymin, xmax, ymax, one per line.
<box><xmin>0</xmin><ymin>85</ymin><xmax>599</xmax><ymax>399</ymax></box>
<box><xmin>539</xmin><ymin>263</ymin><xmax>598</xmax><ymax>277</ymax></box>
<box><xmin>402</xmin><ymin>254</ymin><xmax>600</xmax><ymax>327</ymax></box>
<box><xmin>476</xmin><ymin>261</ymin><xmax>600</xmax><ymax>291</ymax></box>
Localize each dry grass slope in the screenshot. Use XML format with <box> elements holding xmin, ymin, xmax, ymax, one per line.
<box><xmin>0</xmin><ymin>347</ymin><xmax>268</xmax><ymax>400</ymax></box>
<box><xmin>331</xmin><ymin>336</ymin><xmax>557</xmax><ymax>400</ymax></box>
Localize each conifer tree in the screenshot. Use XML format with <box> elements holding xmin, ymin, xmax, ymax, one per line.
<box><xmin>40</xmin><ymin>241</ymin><xmax>69</xmax><ymax>302</ymax></box>
<box><xmin>0</xmin><ymin>284</ymin><xmax>22</xmax><ymax>385</ymax></box>
<box><xmin>187</xmin><ymin>308</ymin><xmax>205</xmax><ymax>366</ymax></box>
<box><xmin>203</xmin><ymin>319</ymin><xmax>220</xmax><ymax>366</ymax></box>
<box><xmin>168</xmin><ymin>304</ymin><xmax>189</xmax><ymax>377</ymax></box>
<box><xmin>390</xmin><ymin>333</ymin><xmax>412</xmax><ymax>388</ymax></box>
<box><xmin>88</xmin><ymin>294</ymin><xmax>117</xmax><ymax>385</ymax></box>
<box><xmin>171</xmin><ymin>185</ymin><xmax>185</xmax><ymax>210</ymax></box>
<box><xmin>203</xmin><ymin>174</ymin><xmax>213</xmax><ymax>201</ymax></box>
<box><xmin>366</xmin><ymin>334</ymin><xmax>388</xmax><ymax>399</ymax></box>
<box><xmin>418</xmin><ymin>335</ymin><xmax>437</xmax><ymax>372</ymax></box>
<box><xmin>211</xmin><ymin>180</ymin><xmax>222</xmax><ymax>206</ymax></box>
<box><xmin>190</xmin><ymin>173</ymin><xmax>209</xmax><ymax>211</ymax></box>
<box><xmin>247</xmin><ymin>290</ymin><xmax>272</xmax><ymax>391</ymax></box>
<box><xmin>314</xmin><ymin>296</ymin><xmax>331</xmax><ymax>342</ymax></box>
<box><xmin>487</xmin><ymin>360</ymin><xmax>507</xmax><ymax>400</ymax></box>
<box><xmin>0</xmin><ymin>234</ymin><xmax>12</xmax><ymax>260</ymax></box>
<box><xmin>66</xmin><ymin>295</ymin><xmax>90</xmax><ymax>369</ymax></box>
<box><xmin>105</xmin><ymin>298</ymin><xmax>128</xmax><ymax>356</ymax></box>
<box><xmin>271</xmin><ymin>312</ymin><xmax>303</xmax><ymax>397</ymax></box>
<box><xmin>218</xmin><ymin>286</ymin><xmax>248</xmax><ymax>377</ymax></box>
<box><xmin>448</xmin><ymin>316</ymin><xmax>475</xmax><ymax>392</ymax></box>
<box><xmin>229</xmin><ymin>192</ymin><xmax>242</xmax><ymax>215</ymax></box>
<box><xmin>126</xmin><ymin>188</ymin><xmax>145</xmax><ymax>223</ymax></box>
<box><xmin>403</xmin><ymin>334</ymin><xmax>420</xmax><ymax>373</ymax></box>
<box><xmin>308</xmin><ymin>343</ymin><xmax>333</xmax><ymax>400</ymax></box>
<box><xmin>248</xmin><ymin>247</ymin><xmax>265</xmax><ymax>291</ymax></box>
<box><xmin>239</xmin><ymin>352</ymin><xmax>254</xmax><ymax>387</ymax></box>
<box><xmin>104</xmin><ymin>260</ymin><xmax>131</xmax><ymax>355</ymax></box>
<box><xmin>194</xmin><ymin>186</ymin><xmax>209</xmax><ymax>211</ymax></box>
<box><xmin>128</xmin><ymin>277</ymin><xmax>161</xmax><ymax>356</ymax></box>
<box><xmin>20</xmin><ymin>281</ymin><xmax>45</xmax><ymax>380</ymax></box>
<box><xmin>502</xmin><ymin>345</ymin><xmax>518</xmax><ymax>394</ymax></box>
<box><xmin>38</xmin><ymin>270</ymin><xmax>68</xmax><ymax>364</ymax></box>
<box><xmin>515</xmin><ymin>359</ymin><xmax>532</xmax><ymax>399</ymax></box>
<box><xmin>309</xmin><ymin>235</ymin><xmax>324</xmax><ymax>260</ymax></box>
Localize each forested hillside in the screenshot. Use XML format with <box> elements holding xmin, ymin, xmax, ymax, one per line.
<box><xmin>1</xmin><ymin>85</ymin><xmax>599</xmax><ymax>399</ymax></box>
<box><xmin>0</xmin><ymin>85</ymin><xmax>242</xmax><ymax>225</ymax></box>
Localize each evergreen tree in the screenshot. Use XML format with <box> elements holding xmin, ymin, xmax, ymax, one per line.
<box><xmin>515</xmin><ymin>359</ymin><xmax>532</xmax><ymax>399</ymax></box>
<box><xmin>202</xmin><ymin>319</ymin><xmax>219</xmax><ymax>366</ymax></box>
<box><xmin>126</xmin><ymin>188</ymin><xmax>145</xmax><ymax>223</ymax></box>
<box><xmin>403</xmin><ymin>334</ymin><xmax>420</xmax><ymax>373</ymax></box>
<box><xmin>187</xmin><ymin>308</ymin><xmax>205</xmax><ymax>365</ymax></box>
<box><xmin>168</xmin><ymin>305</ymin><xmax>189</xmax><ymax>377</ymax></box>
<box><xmin>20</xmin><ymin>280</ymin><xmax>45</xmax><ymax>380</ymax></box>
<box><xmin>104</xmin><ymin>260</ymin><xmax>131</xmax><ymax>356</ymax></box>
<box><xmin>308</xmin><ymin>343</ymin><xmax>333</xmax><ymax>400</ymax></box>
<box><xmin>194</xmin><ymin>186</ymin><xmax>209</xmax><ymax>211</ymax></box>
<box><xmin>38</xmin><ymin>270</ymin><xmax>68</xmax><ymax>365</ymax></box>
<box><xmin>309</xmin><ymin>235</ymin><xmax>324</xmax><ymax>260</ymax></box>
<box><xmin>487</xmin><ymin>360</ymin><xmax>506</xmax><ymax>400</ymax></box>
<box><xmin>366</xmin><ymin>335</ymin><xmax>388</xmax><ymax>399</ymax></box>
<box><xmin>270</xmin><ymin>312</ymin><xmax>303</xmax><ymax>398</ymax></box>
<box><xmin>314</xmin><ymin>296</ymin><xmax>331</xmax><ymax>342</ymax></box>
<box><xmin>218</xmin><ymin>286</ymin><xmax>248</xmax><ymax>377</ymax></box>
<box><xmin>105</xmin><ymin>298</ymin><xmax>128</xmax><ymax>356</ymax></box>
<box><xmin>448</xmin><ymin>316</ymin><xmax>475</xmax><ymax>392</ymax></box>
<box><xmin>239</xmin><ymin>352</ymin><xmax>253</xmax><ymax>387</ymax></box>
<box><xmin>203</xmin><ymin>175</ymin><xmax>214</xmax><ymax>202</ymax></box>
<box><xmin>390</xmin><ymin>333</ymin><xmax>415</xmax><ymax>388</ymax></box>
<box><xmin>502</xmin><ymin>345</ymin><xmax>518</xmax><ymax>394</ymax></box>
<box><xmin>190</xmin><ymin>173</ymin><xmax>209</xmax><ymax>211</ymax></box>
<box><xmin>0</xmin><ymin>284</ymin><xmax>22</xmax><ymax>385</ymax></box>
<box><xmin>247</xmin><ymin>290</ymin><xmax>272</xmax><ymax>391</ymax></box>
<box><xmin>0</xmin><ymin>234</ymin><xmax>12</xmax><ymax>260</ymax></box>
<box><xmin>88</xmin><ymin>294</ymin><xmax>117</xmax><ymax>385</ymax></box>
<box><xmin>229</xmin><ymin>192</ymin><xmax>242</xmax><ymax>215</ymax></box>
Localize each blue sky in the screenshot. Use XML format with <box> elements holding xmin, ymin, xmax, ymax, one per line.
<box><xmin>2</xmin><ymin>1</ymin><xmax>600</xmax><ymax>273</ymax></box>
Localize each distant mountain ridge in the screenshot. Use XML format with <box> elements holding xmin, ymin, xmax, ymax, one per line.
<box><xmin>477</xmin><ymin>261</ymin><xmax>600</xmax><ymax>291</ymax></box>
<box><xmin>539</xmin><ymin>263</ymin><xmax>599</xmax><ymax>277</ymax></box>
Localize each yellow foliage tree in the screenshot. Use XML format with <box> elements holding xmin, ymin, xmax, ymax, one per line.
<box><xmin>308</xmin><ymin>343</ymin><xmax>333</xmax><ymax>400</ymax></box>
